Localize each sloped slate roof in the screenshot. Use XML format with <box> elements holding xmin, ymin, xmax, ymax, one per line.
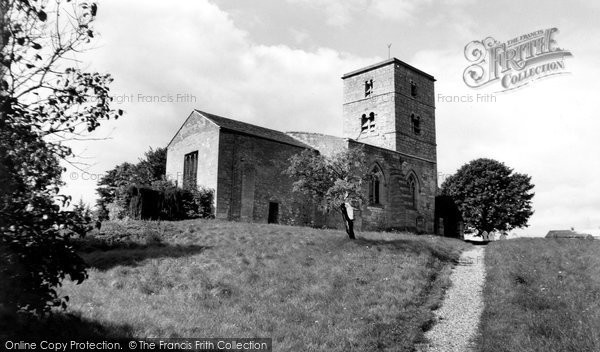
<box><xmin>195</xmin><ymin>110</ymin><xmax>312</xmax><ymax>149</ymax></box>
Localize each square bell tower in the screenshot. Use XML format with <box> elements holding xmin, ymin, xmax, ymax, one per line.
<box><xmin>342</xmin><ymin>58</ymin><xmax>437</xmax><ymax>161</ymax></box>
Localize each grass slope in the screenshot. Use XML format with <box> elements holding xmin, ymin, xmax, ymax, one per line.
<box><xmin>14</xmin><ymin>220</ymin><xmax>468</xmax><ymax>351</ymax></box>
<box><xmin>477</xmin><ymin>238</ymin><xmax>600</xmax><ymax>352</ymax></box>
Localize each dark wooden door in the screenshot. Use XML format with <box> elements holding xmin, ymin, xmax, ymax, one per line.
<box><xmin>268</xmin><ymin>202</ymin><xmax>279</xmax><ymax>224</ymax></box>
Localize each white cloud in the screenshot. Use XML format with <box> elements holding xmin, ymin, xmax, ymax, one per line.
<box><xmin>411</xmin><ymin>45</ymin><xmax>600</xmax><ymax>237</ymax></box>
<box><xmin>286</xmin><ymin>0</ymin><xmax>367</xmax><ymax>27</ymax></box>
<box><xmin>286</xmin><ymin>0</ymin><xmax>432</xmax><ymax>26</ymax></box>
<box><xmin>60</xmin><ymin>0</ymin><xmax>600</xmax><ymax>237</ymax></box>
<box><xmin>63</xmin><ymin>0</ymin><xmax>377</xmax><ymax>206</ymax></box>
<box><xmin>290</xmin><ymin>28</ymin><xmax>310</xmax><ymax>45</ymax></box>
<box><xmin>370</xmin><ymin>0</ymin><xmax>427</xmax><ymax>21</ymax></box>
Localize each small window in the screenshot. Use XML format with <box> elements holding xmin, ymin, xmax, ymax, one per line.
<box><xmin>365</xmin><ymin>79</ymin><xmax>373</xmax><ymax>97</ymax></box>
<box><xmin>411</xmin><ymin>114</ymin><xmax>421</xmax><ymax>135</ymax></box>
<box><xmin>410</xmin><ymin>80</ymin><xmax>417</xmax><ymax>97</ymax></box>
<box><xmin>416</xmin><ymin>216</ymin><xmax>425</xmax><ymax>232</ymax></box>
<box><xmin>361</xmin><ymin>112</ymin><xmax>376</xmax><ymax>133</ymax></box>
<box><xmin>183</xmin><ymin>151</ymin><xmax>198</xmax><ymax>189</ymax></box>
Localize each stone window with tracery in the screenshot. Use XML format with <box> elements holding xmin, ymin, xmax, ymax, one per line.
<box><xmin>369</xmin><ymin>166</ymin><xmax>383</xmax><ymax>205</ymax></box>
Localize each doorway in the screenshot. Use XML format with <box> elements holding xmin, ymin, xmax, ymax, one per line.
<box><xmin>268</xmin><ymin>202</ymin><xmax>279</xmax><ymax>224</ymax></box>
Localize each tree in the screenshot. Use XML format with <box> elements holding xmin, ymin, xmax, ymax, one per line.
<box><xmin>137</xmin><ymin>147</ymin><xmax>167</xmax><ymax>183</ymax></box>
<box><xmin>1</xmin><ymin>0</ymin><xmax>119</xmax><ymax>314</ymax></box>
<box><xmin>441</xmin><ymin>158</ymin><xmax>534</xmax><ymax>236</ymax></box>
<box><xmin>285</xmin><ymin>147</ymin><xmax>368</xmax><ymax>239</ymax></box>
<box><xmin>95</xmin><ymin>147</ymin><xmax>166</xmax><ymax>219</ymax></box>
<box><xmin>72</xmin><ymin>198</ymin><xmax>92</xmax><ymax>223</ymax></box>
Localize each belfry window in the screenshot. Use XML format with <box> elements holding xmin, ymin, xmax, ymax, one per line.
<box><xmin>411</xmin><ymin>113</ymin><xmax>421</xmax><ymax>135</ymax></box>
<box><xmin>365</xmin><ymin>79</ymin><xmax>373</xmax><ymax>97</ymax></box>
<box><xmin>410</xmin><ymin>80</ymin><xmax>417</xmax><ymax>97</ymax></box>
<box><xmin>361</xmin><ymin>112</ymin><xmax>376</xmax><ymax>133</ymax></box>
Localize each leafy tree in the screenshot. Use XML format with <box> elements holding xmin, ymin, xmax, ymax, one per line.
<box><xmin>73</xmin><ymin>198</ymin><xmax>92</xmax><ymax>223</ymax></box>
<box><xmin>95</xmin><ymin>147</ymin><xmax>166</xmax><ymax>219</ymax></box>
<box><xmin>138</xmin><ymin>147</ymin><xmax>167</xmax><ymax>182</ymax></box>
<box><xmin>285</xmin><ymin>147</ymin><xmax>368</xmax><ymax>239</ymax></box>
<box><xmin>1</xmin><ymin>0</ymin><xmax>119</xmax><ymax>314</ymax></box>
<box><xmin>441</xmin><ymin>158</ymin><xmax>534</xmax><ymax>236</ymax></box>
<box><xmin>95</xmin><ymin>162</ymin><xmax>138</xmax><ymax>219</ymax></box>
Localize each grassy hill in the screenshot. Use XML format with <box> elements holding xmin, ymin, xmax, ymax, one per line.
<box><xmin>477</xmin><ymin>238</ymin><xmax>600</xmax><ymax>352</ymax></box>
<box><xmin>19</xmin><ymin>219</ymin><xmax>469</xmax><ymax>351</ymax></box>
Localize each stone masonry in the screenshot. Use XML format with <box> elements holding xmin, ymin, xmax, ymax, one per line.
<box><xmin>166</xmin><ymin>58</ymin><xmax>438</xmax><ymax>233</ymax></box>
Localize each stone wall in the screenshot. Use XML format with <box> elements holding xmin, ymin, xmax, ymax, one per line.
<box><xmin>342</xmin><ymin>63</ymin><xmax>397</xmax><ymax>150</ymax></box>
<box><xmin>341</xmin><ymin>59</ymin><xmax>437</xmax><ymax>162</ymax></box>
<box><xmin>165</xmin><ymin>112</ymin><xmax>219</xmax><ymax>194</ymax></box>
<box><xmin>351</xmin><ymin>141</ymin><xmax>437</xmax><ymax>233</ymax></box>
<box><xmin>216</xmin><ymin>131</ymin><xmax>317</xmax><ymax>226</ymax></box>
<box><xmin>340</xmin><ymin>59</ymin><xmax>438</xmax><ymax>233</ymax></box>
<box><xmin>393</xmin><ymin>62</ymin><xmax>437</xmax><ymax>161</ymax></box>
<box><xmin>166</xmin><ymin>58</ymin><xmax>440</xmax><ymax>235</ymax></box>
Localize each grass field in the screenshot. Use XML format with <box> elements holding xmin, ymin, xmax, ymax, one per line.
<box><xmin>7</xmin><ymin>219</ymin><xmax>469</xmax><ymax>351</ymax></box>
<box><xmin>477</xmin><ymin>238</ymin><xmax>600</xmax><ymax>352</ymax></box>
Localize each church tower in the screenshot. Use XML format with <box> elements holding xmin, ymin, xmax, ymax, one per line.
<box><xmin>342</xmin><ymin>58</ymin><xmax>436</xmax><ymax>161</ymax></box>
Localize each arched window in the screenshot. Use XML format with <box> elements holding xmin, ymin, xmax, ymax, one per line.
<box><xmin>365</xmin><ymin>79</ymin><xmax>373</xmax><ymax>97</ymax></box>
<box><xmin>369</xmin><ymin>166</ymin><xmax>383</xmax><ymax>205</ymax></box>
<box><xmin>407</xmin><ymin>174</ymin><xmax>418</xmax><ymax>208</ymax></box>
<box><xmin>411</xmin><ymin>113</ymin><xmax>421</xmax><ymax>135</ymax></box>
<box><xmin>361</xmin><ymin>112</ymin><xmax>376</xmax><ymax>133</ymax></box>
<box><xmin>410</xmin><ymin>80</ymin><xmax>418</xmax><ymax>97</ymax></box>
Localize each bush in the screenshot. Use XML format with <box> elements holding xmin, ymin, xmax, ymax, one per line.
<box><xmin>118</xmin><ymin>183</ymin><xmax>213</xmax><ymax>221</ymax></box>
<box><xmin>106</xmin><ymin>201</ymin><xmax>127</xmax><ymax>221</ymax></box>
<box><xmin>181</xmin><ymin>186</ymin><xmax>214</xmax><ymax>219</ymax></box>
<box><xmin>1</xmin><ymin>119</ymin><xmax>89</xmax><ymax>315</ymax></box>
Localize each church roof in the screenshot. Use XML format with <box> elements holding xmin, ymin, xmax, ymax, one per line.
<box><xmin>285</xmin><ymin>132</ymin><xmax>350</xmax><ymax>156</ymax></box>
<box><xmin>196</xmin><ymin>110</ymin><xmax>313</xmax><ymax>149</ymax></box>
<box><xmin>342</xmin><ymin>57</ymin><xmax>436</xmax><ymax>81</ymax></box>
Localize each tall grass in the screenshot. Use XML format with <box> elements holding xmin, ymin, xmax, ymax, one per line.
<box><xmin>8</xmin><ymin>220</ymin><xmax>469</xmax><ymax>351</ymax></box>
<box><xmin>477</xmin><ymin>238</ymin><xmax>600</xmax><ymax>352</ymax></box>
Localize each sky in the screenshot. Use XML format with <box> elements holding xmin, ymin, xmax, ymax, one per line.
<box><xmin>62</xmin><ymin>0</ymin><xmax>600</xmax><ymax>237</ymax></box>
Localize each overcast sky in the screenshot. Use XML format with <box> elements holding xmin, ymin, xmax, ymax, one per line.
<box><xmin>63</xmin><ymin>0</ymin><xmax>600</xmax><ymax>237</ymax></box>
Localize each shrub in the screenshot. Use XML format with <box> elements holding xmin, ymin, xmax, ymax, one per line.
<box><xmin>181</xmin><ymin>186</ymin><xmax>214</xmax><ymax>219</ymax></box>
<box><xmin>160</xmin><ymin>186</ymin><xmax>186</xmax><ymax>220</ymax></box>
<box><xmin>106</xmin><ymin>201</ymin><xmax>127</xmax><ymax>221</ymax></box>
<box><xmin>116</xmin><ymin>183</ymin><xmax>214</xmax><ymax>221</ymax></box>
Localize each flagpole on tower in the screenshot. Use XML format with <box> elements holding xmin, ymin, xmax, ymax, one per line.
<box><xmin>387</xmin><ymin>43</ymin><xmax>392</xmax><ymax>59</ymax></box>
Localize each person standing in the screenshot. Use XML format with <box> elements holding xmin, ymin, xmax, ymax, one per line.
<box><xmin>345</xmin><ymin>201</ymin><xmax>354</xmax><ymax>235</ymax></box>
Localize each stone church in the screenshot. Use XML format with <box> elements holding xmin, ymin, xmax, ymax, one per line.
<box><xmin>166</xmin><ymin>58</ymin><xmax>440</xmax><ymax>233</ymax></box>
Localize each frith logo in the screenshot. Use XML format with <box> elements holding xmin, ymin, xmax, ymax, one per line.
<box><xmin>463</xmin><ymin>28</ymin><xmax>573</xmax><ymax>92</ymax></box>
